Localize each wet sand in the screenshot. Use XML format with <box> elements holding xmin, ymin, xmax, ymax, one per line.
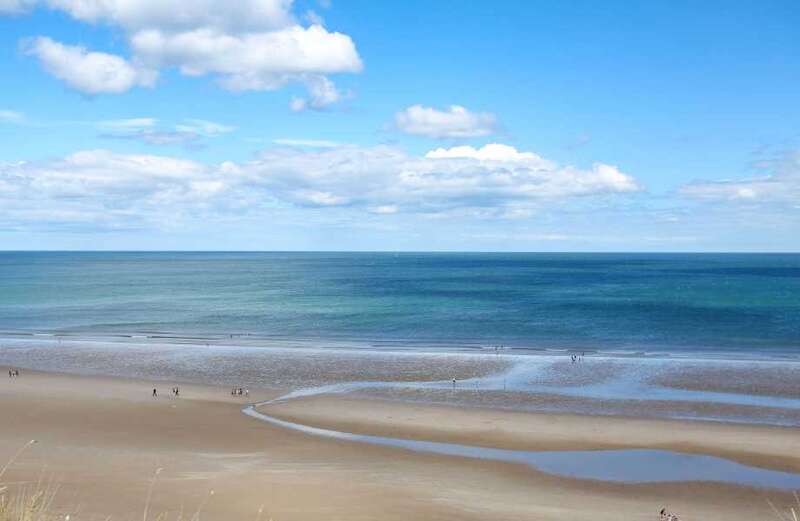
<box><xmin>264</xmin><ymin>395</ymin><xmax>800</xmax><ymax>473</ymax></box>
<box><xmin>649</xmin><ymin>361</ymin><xmax>800</xmax><ymax>399</ymax></box>
<box><xmin>1</xmin><ymin>368</ymin><xmax>799</xmax><ymax>520</ymax></box>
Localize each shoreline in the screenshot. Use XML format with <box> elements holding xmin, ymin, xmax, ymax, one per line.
<box><xmin>3</xmin><ymin>336</ymin><xmax>800</xmax><ymax>428</ymax></box>
<box><xmin>4</xmin><ymin>330</ymin><xmax>800</xmax><ymax>363</ymax></box>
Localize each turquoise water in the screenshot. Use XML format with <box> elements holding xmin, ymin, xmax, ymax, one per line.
<box><xmin>0</xmin><ymin>252</ymin><xmax>798</xmax><ymax>355</ymax></box>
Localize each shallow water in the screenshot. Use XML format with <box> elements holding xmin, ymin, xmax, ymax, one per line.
<box><xmin>3</xmin><ymin>337</ymin><xmax>800</xmax><ymax>426</ymax></box>
<box><xmin>244</xmin><ymin>400</ymin><xmax>800</xmax><ymax>490</ymax></box>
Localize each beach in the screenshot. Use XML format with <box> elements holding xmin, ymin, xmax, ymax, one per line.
<box><xmin>2</xmin><ymin>0</ymin><xmax>799</xmax><ymax>513</ymax></box>
<box><xmin>2</xmin><ymin>350</ymin><xmax>800</xmax><ymax>521</ymax></box>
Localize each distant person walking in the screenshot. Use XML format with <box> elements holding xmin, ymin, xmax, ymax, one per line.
<box><xmin>152</xmin><ymin>388</ymin><xmax>157</xmax><ymax>397</ymax></box>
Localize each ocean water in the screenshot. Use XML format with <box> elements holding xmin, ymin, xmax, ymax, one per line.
<box><xmin>0</xmin><ymin>251</ymin><xmax>798</xmax><ymax>355</ymax></box>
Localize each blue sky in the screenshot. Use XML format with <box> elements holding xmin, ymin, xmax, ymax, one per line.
<box><xmin>0</xmin><ymin>0</ymin><xmax>798</xmax><ymax>251</ymax></box>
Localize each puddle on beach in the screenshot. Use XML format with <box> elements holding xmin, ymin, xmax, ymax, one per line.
<box><xmin>244</xmin><ymin>403</ymin><xmax>800</xmax><ymax>491</ymax></box>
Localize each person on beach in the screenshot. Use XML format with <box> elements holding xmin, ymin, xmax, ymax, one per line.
<box><xmin>152</xmin><ymin>388</ymin><xmax>157</xmax><ymax>397</ymax></box>
<box><xmin>452</xmin><ymin>378</ymin><xmax>456</xmax><ymax>389</ymax></box>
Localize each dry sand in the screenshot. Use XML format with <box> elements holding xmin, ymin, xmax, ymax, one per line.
<box><xmin>1</xmin><ymin>367</ymin><xmax>798</xmax><ymax>520</ymax></box>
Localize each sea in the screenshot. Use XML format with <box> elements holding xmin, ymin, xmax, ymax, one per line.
<box><xmin>0</xmin><ymin>251</ymin><xmax>798</xmax><ymax>356</ymax></box>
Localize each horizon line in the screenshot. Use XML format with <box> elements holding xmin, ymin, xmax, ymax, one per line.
<box><xmin>0</xmin><ymin>250</ymin><xmax>798</xmax><ymax>255</ymax></box>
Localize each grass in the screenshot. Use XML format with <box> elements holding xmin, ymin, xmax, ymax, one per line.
<box><xmin>768</xmin><ymin>492</ymin><xmax>800</xmax><ymax>521</ymax></box>
<box><xmin>0</xmin><ymin>440</ymin><xmax>59</xmax><ymax>521</ymax></box>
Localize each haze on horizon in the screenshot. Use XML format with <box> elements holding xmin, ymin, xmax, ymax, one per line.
<box><xmin>0</xmin><ymin>0</ymin><xmax>798</xmax><ymax>252</ymax></box>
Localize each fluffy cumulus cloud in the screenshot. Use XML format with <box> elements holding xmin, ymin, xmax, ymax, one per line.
<box><xmin>0</xmin><ymin>144</ymin><xmax>641</xmax><ymax>230</ymax></box>
<box><xmin>130</xmin><ymin>24</ymin><xmax>361</xmax><ymax>91</ymax></box>
<box><xmin>425</xmin><ymin>143</ymin><xmax>550</xmax><ymax>163</ymax></box>
<box><xmin>43</xmin><ymin>0</ymin><xmax>294</xmax><ymax>31</ymax></box>
<box><xmin>24</xmin><ymin>37</ymin><xmax>157</xmax><ymax>94</ymax></box>
<box><xmin>12</xmin><ymin>0</ymin><xmax>362</xmax><ymax>102</ymax></box>
<box><xmin>680</xmin><ymin>150</ymin><xmax>800</xmax><ymax>205</ymax></box>
<box><xmin>395</xmin><ymin>105</ymin><xmax>496</xmax><ymax>138</ymax></box>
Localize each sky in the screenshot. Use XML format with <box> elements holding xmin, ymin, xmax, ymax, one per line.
<box><xmin>0</xmin><ymin>0</ymin><xmax>798</xmax><ymax>251</ymax></box>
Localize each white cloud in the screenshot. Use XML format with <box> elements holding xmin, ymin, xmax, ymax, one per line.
<box><xmin>304</xmin><ymin>9</ymin><xmax>324</xmax><ymax>26</ymax></box>
<box><xmin>0</xmin><ymin>144</ymin><xmax>641</xmax><ymax>230</ymax></box>
<box><xmin>289</xmin><ymin>97</ymin><xmax>308</xmax><ymax>112</ymax></box>
<box><xmin>24</xmin><ymin>37</ymin><xmax>157</xmax><ymax>94</ymax></box>
<box><xmin>395</xmin><ymin>105</ymin><xmax>496</xmax><ymax>138</ymax></box>
<box><xmin>0</xmin><ymin>150</ymin><xmax>225</xmax><ymax>230</ymax></box>
<box><xmin>131</xmin><ymin>25</ymin><xmax>360</xmax><ymax>91</ymax></box>
<box><xmin>290</xmin><ymin>75</ymin><xmax>345</xmax><ymax>111</ymax></box>
<box><xmin>421</xmin><ymin>145</ymin><xmax>640</xmax><ymax>199</ymax></box>
<box><xmin>680</xmin><ymin>180</ymin><xmax>766</xmax><ymax>201</ymax></box>
<box><xmin>240</xmin><ymin>143</ymin><xmax>640</xmax><ymax>211</ymax></box>
<box><xmin>97</xmin><ymin>117</ymin><xmax>157</xmax><ymax>129</ymax></box>
<box><xmin>43</xmin><ymin>0</ymin><xmax>294</xmax><ymax>32</ymax></box>
<box><xmin>0</xmin><ymin>0</ymin><xmax>35</xmax><ymax>14</ymax></box>
<box><xmin>296</xmin><ymin>190</ymin><xmax>349</xmax><ymax>206</ymax></box>
<box><xmin>103</xmin><ymin>130</ymin><xmax>199</xmax><ymax>146</ymax></box>
<box><xmin>0</xmin><ymin>109</ymin><xmax>24</xmax><ymax>123</ymax></box>
<box><xmin>425</xmin><ymin>143</ymin><xmax>550</xmax><ymax>164</ymax></box>
<box><xmin>174</xmin><ymin>118</ymin><xmax>235</xmax><ymax>135</ymax></box>
<box><xmin>98</xmin><ymin>118</ymin><xmax>234</xmax><ymax>146</ymax></box>
<box><xmin>468</xmin><ymin>232</ymin><xmax>572</xmax><ymax>242</ymax></box>
<box><xmin>15</xmin><ymin>1</ymin><xmax>362</xmax><ymax>101</ymax></box>
<box><xmin>679</xmin><ymin>150</ymin><xmax>800</xmax><ymax>204</ymax></box>
<box><xmin>370</xmin><ymin>205</ymin><xmax>398</xmax><ymax>214</ymax></box>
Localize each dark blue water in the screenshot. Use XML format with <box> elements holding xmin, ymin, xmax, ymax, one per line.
<box><xmin>0</xmin><ymin>252</ymin><xmax>798</xmax><ymax>354</ymax></box>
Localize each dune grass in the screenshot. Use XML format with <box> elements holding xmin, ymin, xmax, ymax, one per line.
<box><xmin>0</xmin><ymin>440</ymin><xmax>57</xmax><ymax>521</ymax></box>
<box><xmin>768</xmin><ymin>492</ymin><xmax>800</xmax><ymax>521</ymax></box>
